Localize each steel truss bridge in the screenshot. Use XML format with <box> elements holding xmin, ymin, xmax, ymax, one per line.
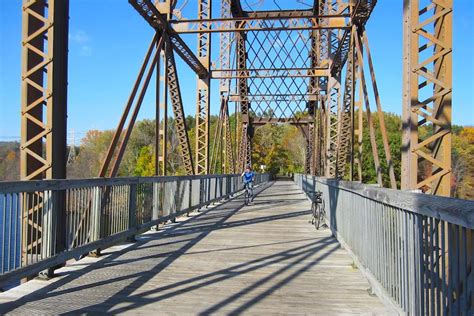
<box><xmin>0</xmin><ymin>0</ymin><xmax>472</xmax><ymax>315</ymax></box>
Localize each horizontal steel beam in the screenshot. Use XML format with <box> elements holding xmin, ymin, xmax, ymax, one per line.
<box><xmin>252</xmin><ymin>117</ymin><xmax>313</xmax><ymax>125</ymax></box>
<box><xmin>170</xmin><ymin>15</ymin><xmax>350</xmax><ymax>33</ymax></box>
<box><xmin>229</xmin><ymin>94</ymin><xmax>319</xmax><ymax>102</ymax></box>
<box><xmin>212</xmin><ymin>68</ymin><xmax>329</xmax><ymax>79</ymax></box>
<box><xmin>129</xmin><ymin>0</ymin><xmax>208</xmax><ymax>78</ymax></box>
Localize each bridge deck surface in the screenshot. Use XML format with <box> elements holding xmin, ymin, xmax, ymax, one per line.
<box><xmin>0</xmin><ymin>180</ymin><xmax>390</xmax><ymax>315</ymax></box>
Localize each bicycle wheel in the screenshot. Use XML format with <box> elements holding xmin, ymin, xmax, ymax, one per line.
<box><xmin>311</xmin><ymin>202</ymin><xmax>316</xmax><ymax>226</ymax></box>
<box><xmin>313</xmin><ymin>203</ymin><xmax>321</xmax><ymax>230</ymax></box>
<box><xmin>316</xmin><ymin>201</ymin><xmax>325</xmax><ymax>230</ymax></box>
<box><xmin>321</xmin><ymin>200</ymin><xmax>327</xmax><ymax>227</ymax></box>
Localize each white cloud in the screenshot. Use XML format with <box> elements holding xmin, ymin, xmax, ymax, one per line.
<box><xmin>69</xmin><ymin>30</ymin><xmax>90</xmax><ymax>45</ymax></box>
<box><xmin>79</xmin><ymin>45</ymin><xmax>92</xmax><ymax>57</ymax></box>
<box><xmin>69</xmin><ymin>30</ymin><xmax>92</xmax><ymax>57</ymax></box>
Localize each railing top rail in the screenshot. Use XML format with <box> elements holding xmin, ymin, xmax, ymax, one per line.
<box><xmin>0</xmin><ymin>173</ymin><xmax>244</xmax><ymax>193</ymax></box>
<box><xmin>299</xmin><ymin>174</ymin><xmax>474</xmax><ymax>229</ymax></box>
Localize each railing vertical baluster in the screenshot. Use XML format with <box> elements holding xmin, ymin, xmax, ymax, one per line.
<box><xmin>459</xmin><ymin>226</ymin><xmax>467</xmax><ymax>312</ymax></box>
<box><xmin>152</xmin><ymin>181</ymin><xmax>160</xmax><ymax>228</ymax></box>
<box><xmin>90</xmin><ymin>186</ymin><xmax>102</xmax><ymax>256</ymax></box>
<box><xmin>453</xmin><ymin>224</ymin><xmax>460</xmax><ymax>314</ymax></box>
<box><xmin>2</xmin><ymin>194</ymin><xmax>6</xmax><ymax>274</ymax></box>
<box><xmin>128</xmin><ymin>183</ymin><xmax>138</xmax><ymax>240</ymax></box>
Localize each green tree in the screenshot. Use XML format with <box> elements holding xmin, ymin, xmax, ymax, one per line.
<box><xmin>134</xmin><ymin>145</ymin><xmax>155</xmax><ymax>176</ymax></box>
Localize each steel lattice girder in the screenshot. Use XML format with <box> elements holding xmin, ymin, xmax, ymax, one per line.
<box><xmin>236</xmin><ymin>29</ymin><xmax>251</xmax><ymax>170</ymax></box>
<box><xmin>326</xmin><ymin>77</ymin><xmax>342</xmax><ymax>178</ymax></box>
<box><xmin>195</xmin><ymin>0</ymin><xmax>212</xmax><ymax>175</ymax></box>
<box><xmin>219</xmin><ymin>0</ymin><xmax>232</xmax><ymax>92</ymax></box>
<box><xmin>212</xmin><ymin>68</ymin><xmax>329</xmax><ymax>79</ymax></box>
<box><xmin>129</xmin><ymin>0</ymin><xmax>208</xmax><ymax>78</ymax></box>
<box><xmin>402</xmin><ymin>0</ymin><xmax>452</xmax><ymax>196</ymax></box>
<box><xmin>335</xmin><ymin>31</ymin><xmax>355</xmax><ymax>179</ymax></box>
<box><xmin>305</xmin><ymin>123</ymin><xmax>315</xmax><ymax>174</ymax></box>
<box><xmin>20</xmin><ymin>0</ymin><xmax>69</xmax><ymax>273</ymax></box>
<box><xmin>223</xmin><ymin>97</ymin><xmax>235</xmax><ymax>173</ymax></box>
<box><xmin>21</xmin><ymin>0</ymin><xmax>68</xmax><ymax>181</ymax></box>
<box><xmin>169</xmin><ymin>14</ymin><xmax>350</xmax><ymax>34</ymax></box>
<box><xmin>165</xmin><ymin>37</ymin><xmax>195</xmax><ymax>175</ymax></box>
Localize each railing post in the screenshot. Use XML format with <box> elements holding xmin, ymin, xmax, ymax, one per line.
<box><xmin>89</xmin><ymin>186</ymin><xmax>102</xmax><ymax>256</ymax></box>
<box><xmin>38</xmin><ymin>189</ymin><xmax>66</xmax><ymax>279</ymax></box>
<box><xmin>128</xmin><ymin>183</ymin><xmax>138</xmax><ymax>241</ymax></box>
<box><xmin>38</xmin><ymin>190</ymin><xmax>54</xmax><ymax>279</ymax></box>
<box><xmin>152</xmin><ymin>182</ymin><xmax>160</xmax><ymax>230</ymax></box>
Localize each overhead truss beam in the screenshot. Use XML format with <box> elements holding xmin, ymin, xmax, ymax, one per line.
<box><xmin>212</xmin><ymin>68</ymin><xmax>329</xmax><ymax>79</ymax></box>
<box><xmin>129</xmin><ymin>0</ymin><xmax>208</xmax><ymax>78</ymax></box>
<box><xmin>170</xmin><ymin>15</ymin><xmax>350</xmax><ymax>34</ymax></box>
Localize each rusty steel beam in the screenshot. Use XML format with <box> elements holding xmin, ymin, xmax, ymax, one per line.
<box><xmin>170</xmin><ymin>15</ymin><xmax>350</xmax><ymax>34</ymax></box>
<box><xmin>251</xmin><ymin>117</ymin><xmax>313</xmax><ymax>125</ymax></box>
<box><xmin>330</xmin><ymin>0</ymin><xmax>377</xmax><ymax>77</ymax></box>
<box><xmin>165</xmin><ymin>37</ymin><xmax>195</xmax><ymax>175</ymax></box>
<box><xmin>219</xmin><ymin>0</ymin><xmax>232</xmax><ymax>93</ymax></box>
<box><xmin>363</xmin><ymin>30</ymin><xmax>397</xmax><ymax>189</ymax></box>
<box><xmin>354</xmin><ymin>28</ymin><xmax>383</xmax><ymax>186</ymax></box>
<box><xmin>222</xmin><ymin>97</ymin><xmax>235</xmax><ymax>174</ymax></box>
<box><xmin>159</xmin><ymin>44</ymin><xmax>169</xmax><ymax>176</ymax></box>
<box><xmin>108</xmin><ymin>36</ymin><xmax>165</xmax><ymax>178</ymax></box>
<box><xmin>304</xmin><ymin>123</ymin><xmax>315</xmax><ymax>174</ymax></box>
<box><xmin>99</xmin><ymin>34</ymin><xmax>159</xmax><ymax>177</ymax></box>
<box><xmin>229</xmin><ymin>94</ymin><xmax>318</xmax><ymax>103</ymax></box>
<box><xmin>352</xmin><ymin>54</ymin><xmax>364</xmax><ymax>182</ymax></box>
<box><xmin>129</xmin><ymin>0</ymin><xmax>208</xmax><ymax>78</ymax></box>
<box><xmin>20</xmin><ymin>0</ymin><xmax>69</xmax><ymax>275</ymax></box>
<box><xmin>236</xmin><ymin>30</ymin><xmax>251</xmax><ymax>171</ymax></box>
<box><xmin>335</xmin><ymin>29</ymin><xmax>355</xmax><ymax>179</ymax></box>
<box><xmin>212</xmin><ymin>68</ymin><xmax>329</xmax><ymax>79</ymax></box>
<box><xmin>230</xmin><ymin>0</ymin><xmax>245</xmax><ymax>17</ymax></box>
<box><xmin>21</xmin><ymin>0</ymin><xmax>68</xmax><ymax>181</ymax></box>
<box><xmin>194</xmin><ymin>0</ymin><xmax>211</xmax><ymax>175</ymax></box>
<box><xmin>325</xmin><ymin>77</ymin><xmax>342</xmax><ymax>178</ymax></box>
<box><xmin>402</xmin><ymin>0</ymin><xmax>452</xmax><ymax>196</ymax></box>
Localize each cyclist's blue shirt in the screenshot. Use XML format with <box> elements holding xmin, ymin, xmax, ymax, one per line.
<box><xmin>243</xmin><ymin>171</ymin><xmax>254</xmax><ymax>183</ymax></box>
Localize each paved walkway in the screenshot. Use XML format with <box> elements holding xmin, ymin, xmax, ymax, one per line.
<box><xmin>0</xmin><ymin>181</ymin><xmax>390</xmax><ymax>315</ymax></box>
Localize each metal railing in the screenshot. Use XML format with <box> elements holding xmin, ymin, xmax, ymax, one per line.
<box><xmin>0</xmin><ymin>173</ymin><xmax>270</xmax><ymax>287</ymax></box>
<box><xmin>294</xmin><ymin>174</ymin><xmax>474</xmax><ymax>315</ymax></box>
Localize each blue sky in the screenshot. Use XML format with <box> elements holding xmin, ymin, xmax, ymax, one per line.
<box><xmin>0</xmin><ymin>1</ymin><xmax>473</xmax><ymax>144</ymax></box>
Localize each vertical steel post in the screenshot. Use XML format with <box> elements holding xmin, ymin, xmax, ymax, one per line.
<box><xmin>236</xmin><ymin>31</ymin><xmax>251</xmax><ymax>171</ymax></box>
<box><xmin>21</xmin><ymin>0</ymin><xmax>69</xmax><ymax>272</ymax></box>
<box><xmin>161</xmin><ymin>46</ymin><xmax>169</xmax><ymax>176</ymax></box>
<box><xmin>402</xmin><ymin>0</ymin><xmax>453</xmax><ymax>196</ymax></box>
<box><xmin>195</xmin><ymin>0</ymin><xmax>212</xmax><ymax>175</ymax></box>
<box><xmin>155</xmin><ymin>33</ymin><xmax>161</xmax><ymax>176</ymax></box>
<box><xmin>21</xmin><ymin>0</ymin><xmax>69</xmax><ymax>176</ymax></box>
<box><xmin>335</xmin><ymin>28</ymin><xmax>355</xmax><ymax>179</ymax></box>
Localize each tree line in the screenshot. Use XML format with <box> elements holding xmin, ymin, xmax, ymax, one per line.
<box><xmin>0</xmin><ymin>113</ymin><xmax>472</xmax><ymax>200</ymax></box>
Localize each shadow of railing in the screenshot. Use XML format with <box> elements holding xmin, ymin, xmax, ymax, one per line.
<box><xmin>293</xmin><ymin>173</ymin><xmax>474</xmax><ymax>315</ymax></box>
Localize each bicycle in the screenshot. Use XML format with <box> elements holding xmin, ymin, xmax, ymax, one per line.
<box><xmin>243</xmin><ymin>182</ymin><xmax>253</xmax><ymax>205</ymax></box>
<box><xmin>309</xmin><ymin>190</ymin><xmax>326</xmax><ymax>230</ymax></box>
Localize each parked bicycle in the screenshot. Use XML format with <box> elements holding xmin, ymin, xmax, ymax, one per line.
<box><xmin>309</xmin><ymin>190</ymin><xmax>326</xmax><ymax>230</ymax></box>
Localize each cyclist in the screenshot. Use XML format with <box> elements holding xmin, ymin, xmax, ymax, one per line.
<box><xmin>241</xmin><ymin>165</ymin><xmax>255</xmax><ymax>202</ymax></box>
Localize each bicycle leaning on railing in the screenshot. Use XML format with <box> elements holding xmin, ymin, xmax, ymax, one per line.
<box><xmin>309</xmin><ymin>190</ymin><xmax>326</xmax><ymax>230</ymax></box>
